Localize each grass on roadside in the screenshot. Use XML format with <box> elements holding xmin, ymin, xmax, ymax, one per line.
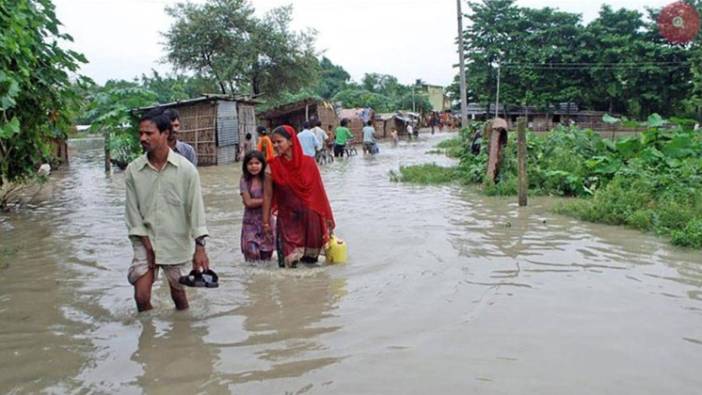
<box><xmin>392</xmin><ymin>118</ymin><xmax>702</xmax><ymax>249</ymax></box>
<box><xmin>389</xmin><ymin>163</ymin><xmax>459</xmax><ymax>184</ymax></box>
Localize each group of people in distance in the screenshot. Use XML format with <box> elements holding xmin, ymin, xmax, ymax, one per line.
<box><xmin>125</xmin><ymin>107</ymin><xmax>335</xmax><ymax>313</ymax></box>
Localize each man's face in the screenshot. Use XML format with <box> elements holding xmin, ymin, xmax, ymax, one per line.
<box><xmin>168</xmin><ymin>119</ymin><xmax>180</xmax><ymax>143</ymax></box>
<box><xmin>139</xmin><ymin>120</ymin><xmax>168</xmax><ymax>153</ymax></box>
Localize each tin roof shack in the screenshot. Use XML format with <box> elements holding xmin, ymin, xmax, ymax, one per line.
<box><xmin>139</xmin><ymin>95</ymin><xmax>259</xmax><ymax>166</ymax></box>
<box><xmin>376</xmin><ymin>112</ymin><xmax>417</xmax><ymax>136</ymax></box>
<box><xmin>258</xmin><ymin>98</ymin><xmax>338</xmax><ymax>133</ymax></box>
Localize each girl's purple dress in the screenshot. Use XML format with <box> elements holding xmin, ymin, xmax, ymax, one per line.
<box><xmin>240</xmin><ymin>177</ymin><xmax>274</xmax><ymax>261</ymax></box>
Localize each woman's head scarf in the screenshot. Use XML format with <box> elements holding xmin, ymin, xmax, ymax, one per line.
<box><xmin>268</xmin><ymin>125</ymin><xmax>335</xmax><ymax>239</ymax></box>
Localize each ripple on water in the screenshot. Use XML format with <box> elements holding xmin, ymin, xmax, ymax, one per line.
<box><xmin>1</xmin><ymin>135</ymin><xmax>702</xmax><ymax>393</ymax></box>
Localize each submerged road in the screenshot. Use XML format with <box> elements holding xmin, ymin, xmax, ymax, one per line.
<box><xmin>1</xmin><ymin>134</ymin><xmax>701</xmax><ymax>394</ymax></box>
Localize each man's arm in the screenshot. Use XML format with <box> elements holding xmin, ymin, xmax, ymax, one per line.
<box><xmin>125</xmin><ymin>168</ymin><xmax>155</xmax><ymax>267</ymax></box>
<box><xmin>187</xmin><ymin>170</ymin><xmax>209</xmax><ymax>270</ymax></box>
<box><xmin>125</xmin><ymin>167</ymin><xmax>148</xmax><ymax>238</ymax></box>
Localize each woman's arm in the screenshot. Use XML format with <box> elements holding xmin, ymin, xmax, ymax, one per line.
<box><xmin>262</xmin><ymin>171</ymin><xmax>273</xmax><ymax>232</ymax></box>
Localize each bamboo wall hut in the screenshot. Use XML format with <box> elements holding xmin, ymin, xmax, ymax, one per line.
<box><xmin>139</xmin><ymin>95</ymin><xmax>259</xmax><ymax>166</ymax></box>
<box><xmin>258</xmin><ymin>98</ymin><xmax>338</xmax><ymax>133</ymax></box>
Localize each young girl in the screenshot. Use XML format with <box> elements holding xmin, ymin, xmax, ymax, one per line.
<box><xmin>240</xmin><ymin>150</ymin><xmax>275</xmax><ymax>262</ymax></box>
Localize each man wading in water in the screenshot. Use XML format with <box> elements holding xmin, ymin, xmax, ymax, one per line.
<box><xmin>124</xmin><ymin>109</ymin><xmax>210</xmax><ymax>312</ymax></box>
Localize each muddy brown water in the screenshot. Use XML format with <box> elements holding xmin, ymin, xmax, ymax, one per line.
<box><xmin>1</xmin><ymin>135</ymin><xmax>701</xmax><ymax>394</ymax></box>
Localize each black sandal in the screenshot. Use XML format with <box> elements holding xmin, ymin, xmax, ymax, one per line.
<box><xmin>179</xmin><ymin>269</ymin><xmax>219</xmax><ymax>288</ymax></box>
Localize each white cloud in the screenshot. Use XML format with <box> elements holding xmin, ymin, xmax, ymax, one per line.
<box><xmin>53</xmin><ymin>0</ymin><xmax>674</xmax><ymax>87</ymax></box>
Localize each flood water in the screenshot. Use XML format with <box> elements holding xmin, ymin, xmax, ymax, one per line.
<box><xmin>1</xmin><ymin>134</ymin><xmax>701</xmax><ymax>394</ymax></box>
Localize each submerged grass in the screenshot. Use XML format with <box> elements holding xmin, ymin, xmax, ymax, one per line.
<box><xmin>389</xmin><ymin>163</ymin><xmax>459</xmax><ymax>184</ymax></box>
<box><xmin>394</xmin><ymin>118</ymin><xmax>702</xmax><ymax>249</ymax></box>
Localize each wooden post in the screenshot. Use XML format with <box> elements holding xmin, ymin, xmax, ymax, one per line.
<box><xmin>517</xmin><ymin>117</ymin><xmax>528</xmax><ymax>207</ymax></box>
<box><xmin>305</xmin><ymin>104</ymin><xmax>309</xmax><ymax>121</ymax></box>
<box><xmin>104</xmin><ymin>130</ymin><xmax>111</xmax><ymax>172</ymax></box>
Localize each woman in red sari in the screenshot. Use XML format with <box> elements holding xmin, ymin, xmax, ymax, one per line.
<box><xmin>262</xmin><ymin>125</ymin><xmax>335</xmax><ymax>268</ymax></box>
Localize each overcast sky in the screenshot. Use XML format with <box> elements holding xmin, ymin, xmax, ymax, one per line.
<box><xmin>54</xmin><ymin>0</ymin><xmax>672</xmax><ymax>87</ymax></box>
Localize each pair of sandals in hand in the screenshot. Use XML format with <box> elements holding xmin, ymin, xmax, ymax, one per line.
<box><xmin>179</xmin><ymin>269</ymin><xmax>219</xmax><ymax>288</ymax></box>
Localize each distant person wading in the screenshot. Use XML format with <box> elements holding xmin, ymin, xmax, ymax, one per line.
<box><xmin>334</xmin><ymin>118</ymin><xmax>354</xmax><ymax>158</ymax></box>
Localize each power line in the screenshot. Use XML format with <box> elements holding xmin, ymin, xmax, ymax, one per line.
<box><xmin>502</xmin><ymin>61</ymin><xmax>689</xmax><ymax>66</ymax></box>
<box><xmin>499</xmin><ymin>62</ymin><xmax>690</xmax><ymax>70</ymax></box>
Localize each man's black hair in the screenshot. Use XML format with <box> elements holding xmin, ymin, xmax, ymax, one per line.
<box><xmin>315</xmin><ymin>120</ymin><xmax>322</xmax><ymax>127</ymax></box>
<box><xmin>340</xmin><ymin>118</ymin><xmax>349</xmax><ymax>127</ymax></box>
<box><xmin>256</xmin><ymin>125</ymin><xmax>267</xmax><ymax>134</ymax></box>
<box><xmin>163</xmin><ymin>108</ymin><xmax>180</xmax><ymax>122</ymax></box>
<box><xmin>302</xmin><ymin>121</ymin><xmax>311</xmax><ymax>130</ymax></box>
<box><xmin>366</xmin><ymin>120</ymin><xmax>373</xmax><ymax>126</ymax></box>
<box><xmin>139</xmin><ymin>108</ymin><xmax>172</xmax><ymax>134</ymax></box>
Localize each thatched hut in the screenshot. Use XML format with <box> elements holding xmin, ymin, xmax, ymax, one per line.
<box><xmin>258</xmin><ymin>97</ymin><xmax>338</xmax><ymax>133</ymax></box>
<box><xmin>139</xmin><ymin>94</ymin><xmax>259</xmax><ymax>166</ymax></box>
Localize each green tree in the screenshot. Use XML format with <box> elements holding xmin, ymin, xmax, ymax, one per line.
<box><xmin>314</xmin><ymin>56</ymin><xmax>350</xmax><ymax>99</ymax></box>
<box><xmin>332</xmin><ymin>89</ymin><xmax>393</xmax><ymax>112</ymax></box>
<box><xmin>140</xmin><ymin>70</ymin><xmax>219</xmax><ymax>103</ymax></box>
<box><xmin>164</xmin><ymin>0</ymin><xmax>318</xmax><ymax>99</ymax></box>
<box><xmin>85</xmin><ymin>81</ymin><xmax>158</xmax><ymax>168</ymax></box>
<box><xmin>453</xmin><ymin>0</ymin><xmax>695</xmax><ymax>118</ymax></box>
<box><xmin>0</xmin><ymin>0</ymin><xmax>87</xmax><ymax>196</ymax></box>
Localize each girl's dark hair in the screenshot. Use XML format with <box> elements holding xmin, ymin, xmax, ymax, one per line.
<box><xmin>242</xmin><ymin>150</ymin><xmax>266</xmax><ymax>180</ymax></box>
<box><xmin>340</xmin><ymin>118</ymin><xmax>349</xmax><ymax>127</ymax></box>
<box><xmin>272</xmin><ymin>125</ymin><xmax>291</xmax><ymax>140</ymax></box>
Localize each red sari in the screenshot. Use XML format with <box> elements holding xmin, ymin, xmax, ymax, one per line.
<box><xmin>268</xmin><ymin>125</ymin><xmax>335</xmax><ymax>266</ymax></box>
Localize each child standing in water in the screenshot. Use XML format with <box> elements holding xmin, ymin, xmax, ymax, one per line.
<box><xmin>240</xmin><ymin>151</ymin><xmax>274</xmax><ymax>262</ymax></box>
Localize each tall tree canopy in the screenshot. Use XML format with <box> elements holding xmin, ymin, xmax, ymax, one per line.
<box><xmin>0</xmin><ymin>0</ymin><xmax>87</xmax><ymax>189</ymax></box>
<box><xmin>314</xmin><ymin>56</ymin><xmax>351</xmax><ymax>99</ymax></box>
<box><xmin>164</xmin><ymin>0</ymin><xmax>319</xmax><ymax>99</ymax></box>
<box><xmin>452</xmin><ymin>0</ymin><xmax>699</xmax><ymax>118</ymax></box>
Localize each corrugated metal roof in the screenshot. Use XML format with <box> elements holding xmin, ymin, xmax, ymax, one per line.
<box><xmin>135</xmin><ymin>94</ymin><xmax>260</xmax><ymax>113</ymax></box>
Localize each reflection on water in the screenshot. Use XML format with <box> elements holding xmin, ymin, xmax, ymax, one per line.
<box><xmin>1</xmin><ymin>135</ymin><xmax>702</xmax><ymax>394</ymax></box>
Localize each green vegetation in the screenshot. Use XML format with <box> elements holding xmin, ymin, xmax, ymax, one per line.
<box><xmin>389</xmin><ymin>164</ymin><xmax>459</xmax><ymax>185</ymax></box>
<box><xmin>84</xmin><ymin>83</ymin><xmax>159</xmax><ymax>167</ymax></box>
<box><xmin>331</xmin><ymin>74</ymin><xmax>433</xmax><ymax>113</ymax></box>
<box><xmin>398</xmin><ymin>117</ymin><xmax>702</xmax><ymax>248</ymax></box>
<box><xmin>163</xmin><ymin>0</ymin><xmax>318</xmax><ymax>99</ymax></box>
<box><xmin>435</xmin><ymin>138</ymin><xmax>465</xmax><ymax>158</ymax></box>
<box><xmin>450</xmin><ymin>0</ymin><xmax>702</xmax><ymax>119</ymax></box>
<box><xmin>1</xmin><ymin>0</ymin><xmax>88</xmax><ymax>208</ymax></box>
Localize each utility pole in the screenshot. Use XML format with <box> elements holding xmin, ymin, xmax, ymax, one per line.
<box><xmin>456</xmin><ymin>0</ymin><xmax>468</xmax><ymax>126</ymax></box>
<box><xmin>412</xmin><ymin>84</ymin><xmax>416</xmax><ymax>113</ymax></box>
<box><xmin>495</xmin><ymin>64</ymin><xmax>501</xmax><ymax>119</ymax></box>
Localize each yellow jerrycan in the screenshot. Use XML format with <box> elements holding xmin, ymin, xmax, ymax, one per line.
<box><xmin>325</xmin><ymin>235</ymin><xmax>348</xmax><ymax>264</ymax></box>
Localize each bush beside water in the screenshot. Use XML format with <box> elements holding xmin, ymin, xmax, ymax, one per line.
<box><xmin>395</xmin><ymin>118</ymin><xmax>702</xmax><ymax>248</ymax></box>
